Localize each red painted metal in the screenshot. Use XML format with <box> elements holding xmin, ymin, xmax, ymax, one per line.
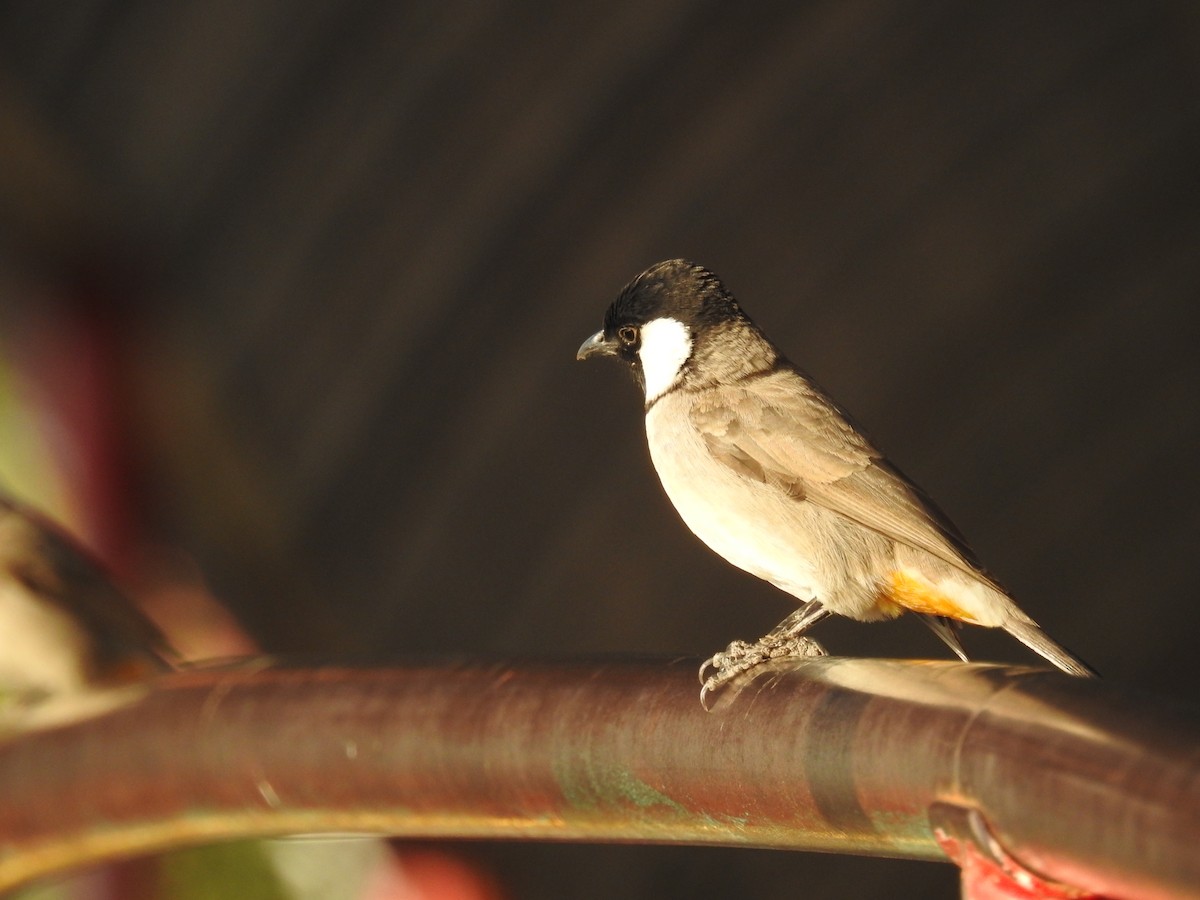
<box><xmin>0</xmin><ymin>658</ymin><xmax>1195</xmax><ymax>896</ymax></box>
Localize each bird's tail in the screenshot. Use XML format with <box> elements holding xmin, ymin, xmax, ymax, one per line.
<box><xmin>1003</xmin><ymin>617</ymin><xmax>1098</xmax><ymax>678</ymax></box>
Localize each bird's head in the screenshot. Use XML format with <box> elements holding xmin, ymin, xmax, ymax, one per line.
<box><xmin>577</xmin><ymin>259</ymin><xmax>767</xmax><ymax>405</ymax></box>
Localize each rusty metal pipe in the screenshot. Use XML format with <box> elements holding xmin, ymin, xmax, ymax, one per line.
<box><xmin>0</xmin><ymin>658</ymin><xmax>1197</xmax><ymax>896</ymax></box>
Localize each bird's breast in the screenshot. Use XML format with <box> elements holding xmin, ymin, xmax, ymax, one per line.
<box><xmin>643</xmin><ymin>396</ymin><xmax>835</xmax><ymax>602</ymax></box>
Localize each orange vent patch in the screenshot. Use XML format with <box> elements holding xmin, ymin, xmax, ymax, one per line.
<box><xmin>883</xmin><ymin>570</ymin><xmax>978</xmax><ymax>624</ymax></box>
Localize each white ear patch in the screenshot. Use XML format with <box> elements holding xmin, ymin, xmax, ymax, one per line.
<box><xmin>638</xmin><ymin>317</ymin><xmax>693</xmax><ymax>404</ymax></box>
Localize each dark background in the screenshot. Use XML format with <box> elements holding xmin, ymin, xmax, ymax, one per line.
<box><xmin>2</xmin><ymin>2</ymin><xmax>1198</xmax><ymax>898</ymax></box>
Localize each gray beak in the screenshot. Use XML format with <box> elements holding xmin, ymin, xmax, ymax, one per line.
<box><xmin>576</xmin><ymin>330</ymin><xmax>618</xmax><ymax>361</ymax></box>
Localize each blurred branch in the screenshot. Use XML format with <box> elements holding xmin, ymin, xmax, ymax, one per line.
<box><xmin>0</xmin><ymin>658</ymin><xmax>1197</xmax><ymax>897</ymax></box>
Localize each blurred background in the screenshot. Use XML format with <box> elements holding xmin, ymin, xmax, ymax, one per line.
<box><xmin>1</xmin><ymin>1</ymin><xmax>1198</xmax><ymax>898</ymax></box>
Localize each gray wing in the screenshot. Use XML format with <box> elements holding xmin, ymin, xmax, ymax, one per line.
<box><xmin>689</xmin><ymin>369</ymin><xmax>1001</xmax><ymax>588</ymax></box>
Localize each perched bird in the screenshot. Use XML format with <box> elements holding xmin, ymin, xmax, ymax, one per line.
<box><xmin>0</xmin><ymin>493</ymin><xmax>174</xmax><ymax>720</ymax></box>
<box><xmin>577</xmin><ymin>259</ymin><xmax>1095</xmax><ymax>694</ymax></box>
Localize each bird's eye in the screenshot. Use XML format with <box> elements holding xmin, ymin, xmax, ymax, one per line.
<box><xmin>617</xmin><ymin>325</ymin><xmax>639</xmax><ymax>345</ymax></box>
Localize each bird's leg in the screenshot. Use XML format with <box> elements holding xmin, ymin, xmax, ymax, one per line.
<box><xmin>919</xmin><ymin>613</ymin><xmax>971</xmax><ymax>662</ymax></box>
<box><xmin>699</xmin><ymin>601</ymin><xmax>828</xmax><ymax>708</ymax></box>
<box><xmin>765</xmin><ymin>600</ymin><xmax>831</xmax><ymax>639</ymax></box>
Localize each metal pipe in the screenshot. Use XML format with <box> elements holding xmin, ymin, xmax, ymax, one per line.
<box><xmin>0</xmin><ymin>658</ymin><xmax>1196</xmax><ymax>896</ymax></box>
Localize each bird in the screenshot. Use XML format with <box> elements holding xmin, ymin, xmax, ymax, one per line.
<box><xmin>577</xmin><ymin>259</ymin><xmax>1096</xmax><ymax>695</ymax></box>
<box><xmin>0</xmin><ymin>493</ymin><xmax>174</xmax><ymax>721</ymax></box>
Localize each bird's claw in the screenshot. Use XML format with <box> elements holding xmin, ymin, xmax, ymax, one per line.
<box><xmin>699</xmin><ymin>634</ymin><xmax>826</xmax><ymax>709</ymax></box>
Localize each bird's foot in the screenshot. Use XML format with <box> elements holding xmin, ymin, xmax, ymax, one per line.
<box><xmin>698</xmin><ymin>633</ymin><xmax>826</xmax><ymax>709</ymax></box>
